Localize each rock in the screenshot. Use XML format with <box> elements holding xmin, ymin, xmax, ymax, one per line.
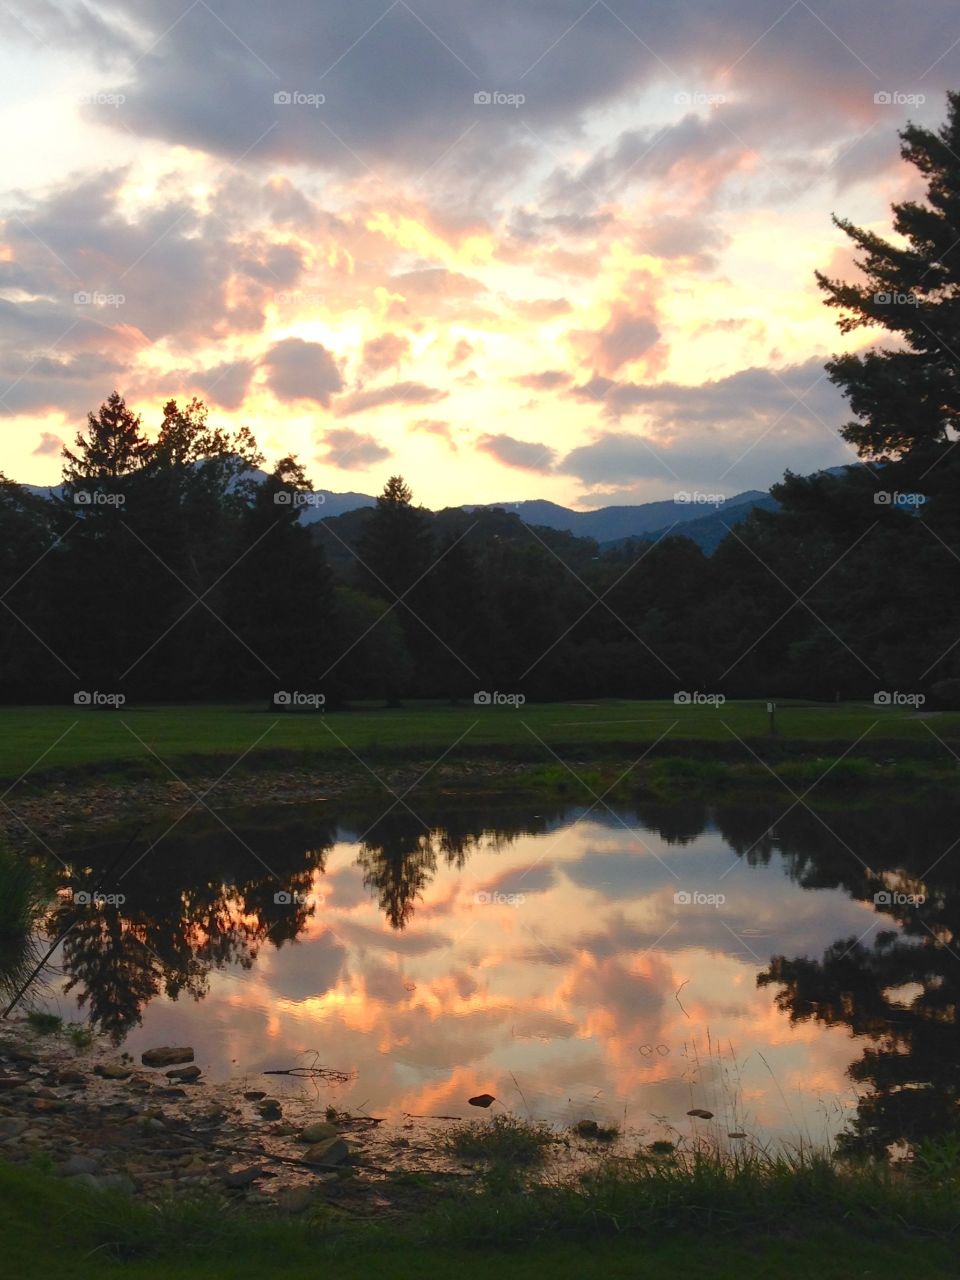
<box><xmin>299</xmin><ymin>1121</ymin><xmax>338</xmax><ymax>1144</ymax></box>
<box><xmin>98</xmin><ymin>1173</ymin><xmax>135</xmax><ymax>1195</ymax></box>
<box><xmin>243</xmin><ymin>1090</ymin><xmax>266</xmax><ymax>1101</ymax></box>
<box><xmin>59</xmin><ymin>1154</ymin><xmax>98</xmax><ymax>1177</ymax></box>
<box><xmin>94</xmin><ymin>1063</ymin><xmax>132</xmax><ymax>1080</ymax></box>
<box><xmin>468</xmin><ymin>1093</ymin><xmax>496</xmax><ymax>1108</ymax></box>
<box><xmin>65</xmin><ymin>1172</ymin><xmax>101</xmax><ymax>1191</ymax></box>
<box><xmin>165</xmin><ymin>1065</ymin><xmax>202</xmax><ymax>1082</ymax></box>
<box><xmin>56</xmin><ymin>1070</ymin><xmax>86</xmax><ymax>1086</ymax></box>
<box><xmin>574</xmin><ymin>1119</ymin><xmax>599</xmax><ymax>1137</ymax></box>
<box><xmin>727</xmin><ymin>1132</ymin><xmax>748</xmax><ymax>1139</ymax></box>
<box><xmin>0</xmin><ymin>1118</ymin><xmax>28</xmax><ymax>1140</ymax></box>
<box><xmin>686</xmin><ymin>1109</ymin><xmax>714</xmax><ymax>1120</ymax></box>
<box><xmin>223</xmin><ymin>1165</ymin><xmax>266</xmax><ymax>1189</ymax></box>
<box><xmin>29</xmin><ymin>1098</ymin><xmax>63</xmax><ymax>1113</ymax></box>
<box><xmin>141</xmin><ymin>1047</ymin><xmax>194</xmax><ymax>1069</ymax></box>
<box><xmin>302</xmin><ymin>1136</ymin><xmax>349</xmax><ymax>1167</ymax></box>
<box><xmin>0</xmin><ymin>1075</ymin><xmax>29</xmax><ymax>1091</ymax></box>
<box><xmin>256</xmin><ymin>1099</ymin><xmax>282</xmax><ymax>1120</ymax></box>
<box><xmin>154</xmin><ymin>1087</ymin><xmax>187</xmax><ymax>1099</ymax></box>
<box><xmin>277</xmin><ymin>1186</ymin><xmax>313</xmax><ymax>1214</ymax></box>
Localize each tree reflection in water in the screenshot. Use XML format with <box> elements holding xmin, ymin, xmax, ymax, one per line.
<box><xmin>19</xmin><ymin>795</ymin><xmax>960</xmax><ymax>1155</ymax></box>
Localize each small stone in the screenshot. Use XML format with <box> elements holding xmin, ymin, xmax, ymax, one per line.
<box><xmin>0</xmin><ymin>1118</ymin><xmax>28</xmax><ymax>1139</ymax></box>
<box><xmin>60</xmin><ymin>1154</ymin><xmax>98</xmax><ymax>1177</ymax></box>
<box><xmin>0</xmin><ymin>1075</ymin><xmax>29</xmax><ymax>1091</ymax></box>
<box><xmin>574</xmin><ymin>1119</ymin><xmax>599</xmax><ymax>1138</ymax></box>
<box><xmin>224</xmin><ymin>1165</ymin><xmax>265</xmax><ymax>1189</ymax></box>
<box><xmin>468</xmin><ymin>1093</ymin><xmax>495</xmax><ymax>1108</ymax></box>
<box><xmin>30</xmin><ymin>1098</ymin><xmax>63</xmax><ymax>1113</ymax></box>
<box><xmin>299</xmin><ymin>1121</ymin><xmax>338</xmax><ymax>1144</ymax></box>
<box><xmin>165</xmin><ymin>1065</ymin><xmax>202</xmax><ymax>1082</ymax></box>
<box><xmin>302</xmin><ymin>1136</ymin><xmax>349</xmax><ymax>1167</ymax></box>
<box><xmin>95</xmin><ymin>1063</ymin><xmax>132</xmax><ymax>1080</ymax></box>
<box><xmin>687</xmin><ymin>1109</ymin><xmax>714</xmax><ymax>1120</ymax></box>
<box><xmin>141</xmin><ymin>1047</ymin><xmax>194</xmax><ymax>1069</ymax></box>
<box><xmin>257</xmin><ymin>1099</ymin><xmax>282</xmax><ymax>1120</ymax></box>
<box><xmin>56</xmin><ymin>1070</ymin><xmax>86</xmax><ymax>1086</ymax></box>
<box><xmin>243</xmin><ymin>1090</ymin><xmax>266</xmax><ymax>1101</ymax></box>
<box><xmin>277</xmin><ymin>1186</ymin><xmax>312</xmax><ymax>1214</ymax></box>
<box><xmin>728</xmin><ymin>1132</ymin><xmax>748</xmax><ymax>1139</ymax></box>
<box><xmin>98</xmin><ymin>1173</ymin><xmax>135</xmax><ymax>1195</ymax></box>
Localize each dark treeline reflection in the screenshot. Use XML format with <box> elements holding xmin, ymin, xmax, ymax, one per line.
<box><xmin>43</xmin><ymin>803</ymin><xmax>563</xmax><ymax>1040</ymax></box>
<box><xmin>28</xmin><ymin>797</ymin><xmax>960</xmax><ymax>1154</ymax></box>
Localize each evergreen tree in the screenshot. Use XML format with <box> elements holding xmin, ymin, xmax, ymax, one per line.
<box><xmin>817</xmin><ymin>92</ymin><xmax>960</xmax><ymax>459</ymax></box>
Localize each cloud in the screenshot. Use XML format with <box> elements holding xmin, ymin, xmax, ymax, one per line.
<box><xmin>317</xmin><ymin>427</ymin><xmax>391</xmax><ymax>470</ymax></box>
<box><xmin>188</xmin><ymin>358</ymin><xmax>255</xmax><ymax>411</ymax></box>
<box><xmin>573</xmin><ymin>303</ymin><xmax>663</xmax><ymax>377</ymax></box>
<box><xmin>334</xmin><ymin>381</ymin><xmax>448</xmax><ymax>417</ymax></box>
<box><xmin>560</xmin><ymin>358</ymin><xmax>855</xmax><ymax>493</ymax></box>
<box><xmin>447</xmin><ymin>338</ymin><xmax>473</xmax><ymax>367</ymax></box>
<box><xmin>477</xmin><ymin>433</ymin><xmax>556</xmax><ymax>472</ymax></box>
<box><xmin>391</xmin><ymin>267</ymin><xmax>487</xmax><ymax>298</ymax></box>
<box><xmin>512</xmin><ymin>370</ymin><xmax>572</xmax><ymax>391</ymax></box>
<box><xmin>361</xmin><ymin>332</ymin><xmax>410</xmax><ymax>376</ymax></box>
<box><xmin>409</xmin><ymin>418</ymin><xmax>457</xmax><ymax>450</ymax></box>
<box><xmin>32</xmin><ymin>431</ymin><xmax>63</xmax><ymax>457</ymax></box>
<box><xmin>264</xmin><ymin>337</ymin><xmax>344</xmax><ymax>406</ymax></box>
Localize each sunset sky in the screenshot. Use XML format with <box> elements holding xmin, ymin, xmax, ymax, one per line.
<box><xmin>1</xmin><ymin>1</ymin><xmax>957</xmax><ymax>509</ymax></box>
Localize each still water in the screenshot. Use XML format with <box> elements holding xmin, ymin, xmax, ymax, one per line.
<box><xmin>34</xmin><ymin>794</ymin><xmax>958</xmax><ymax>1155</ymax></box>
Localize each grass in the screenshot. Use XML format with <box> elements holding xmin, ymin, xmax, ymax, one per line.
<box><xmin>1</xmin><ymin>1145</ymin><xmax>959</xmax><ymax>1279</ymax></box>
<box><xmin>1</xmin><ymin>698</ymin><xmax>958</xmax><ymax>787</ymax></box>
<box><xmin>443</xmin><ymin>1113</ymin><xmax>558</xmax><ymax>1166</ymax></box>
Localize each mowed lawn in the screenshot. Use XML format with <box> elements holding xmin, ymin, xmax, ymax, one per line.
<box><xmin>1</xmin><ymin>698</ymin><xmax>958</xmax><ymax>784</ymax></box>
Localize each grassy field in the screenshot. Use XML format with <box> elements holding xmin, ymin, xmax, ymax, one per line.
<box><xmin>2</xmin><ymin>698</ymin><xmax>959</xmax><ymax>785</ymax></box>
<box><xmin>1</xmin><ymin>1158</ymin><xmax>957</xmax><ymax>1280</ymax></box>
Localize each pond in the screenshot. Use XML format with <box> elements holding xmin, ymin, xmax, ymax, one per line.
<box><xmin>21</xmin><ymin>792</ymin><xmax>960</xmax><ymax>1156</ymax></box>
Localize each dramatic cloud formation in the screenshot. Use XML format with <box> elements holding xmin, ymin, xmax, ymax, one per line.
<box><xmin>0</xmin><ymin>0</ymin><xmax>957</xmax><ymax>504</ymax></box>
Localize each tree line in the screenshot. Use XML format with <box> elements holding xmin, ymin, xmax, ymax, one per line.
<box><xmin>3</xmin><ymin>93</ymin><xmax>960</xmax><ymax>707</ymax></box>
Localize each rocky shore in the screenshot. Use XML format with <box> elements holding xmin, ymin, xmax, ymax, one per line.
<box><xmin>0</xmin><ymin>1018</ymin><xmax>494</xmax><ymax>1216</ymax></box>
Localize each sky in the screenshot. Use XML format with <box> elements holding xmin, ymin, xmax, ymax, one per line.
<box><xmin>0</xmin><ymin>0</ymin><xmax>957</xmax><ymax>510</ymax></box>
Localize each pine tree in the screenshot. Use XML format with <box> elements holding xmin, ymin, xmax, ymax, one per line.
<box><xmin>816</xmin><ymin>91</ymin><xmax>960</xmax><ymax>460</ymax></box>
<box><xmin>62</xmin><ymin>392</ymin><xmax>151</xmax><ymax>482</ymax></box>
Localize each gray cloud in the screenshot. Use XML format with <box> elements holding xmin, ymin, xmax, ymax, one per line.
<box><xmin>477</xmin><ymin>432</ymin><xmax>556</xmax><ymax>471</ymax></box>
<box><xmin>264</xmin><ymin>337</ymin><xmax>344</xmax><ymax>406</ymax></box>
<box><xmin>317</xmin><ymin>427</ymin><xmax>391</xmax><ymax>470</ymax></box>
<box><xmin>334</xmin><ymin>381</ymin><xmax>447</xmax><ymax>417</ymax></box>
